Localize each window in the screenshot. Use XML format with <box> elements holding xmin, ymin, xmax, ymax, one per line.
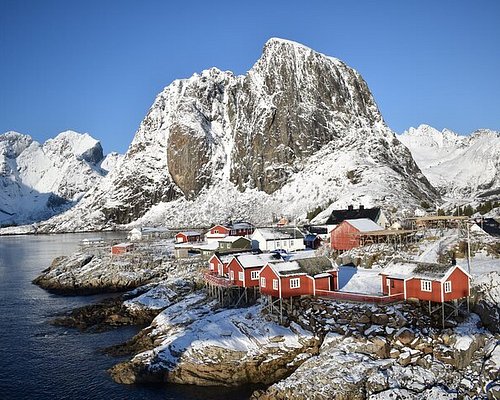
<box><xmin>290</xmin><ymin>240</ymin><xmax>294</xmax><ymax>246</ymax></box>
<box><xmin>214</xmin><ymin>229</ymin><xmax>219</xmax><ymax>234</ymax></box>
<box><xmin>260</xmin><ymin>277</ymin><xmax>266</xmax><ymax>288</ymax></box>
<box><xmin>421</xmin><ymin>280</ymin><xmax>432</xmax><ymax>292</ymax></box>
<box><xmin>238</xmin><ymin>271</ymin><xmax>244</xmax><ymax>281</ymax></box>
<box><xmin>251</xmin><ymin>270</ymin><xmax>259</xmax><ymax>280</ymax></box>
<box><xmin>276</xmin><ymin>240</ymin><xmax>281</xmax><ymax>248</ymax></box>
<box><xmin>210</xmin><ymin>262</ymin><xmax>215</xmax><ymax>271</ymax></box>
<box><xmin>273</xmin><ymin>279</ymin><xmax>278</xmax><ymax>290</ymax></box>
<box><xmin>290</xmin><ymin>278</ymin><xmax>300</xmax><ymax>289</ymax></box>
<box><xmin>230</xmin><ymin>271</ymin><xmax>234</xmax><ymax>281</ymax></box>
<box><xmin>444</xmin><ymin>281</ymin><xmax>452</xmax><ymax>293</ymax></box>
<box><xmin>386</xmin><ymin>278</ymin><xmax>390</xmax><ymax>287</ymax></box>
<box><xmin>391</xmin><ymin>280</ymin><xmax>395</xmax><ymax>288</ymax></box>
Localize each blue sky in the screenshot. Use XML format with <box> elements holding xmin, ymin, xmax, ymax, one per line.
<box><xmin>1</xmin><ymin>0</ymin><xmax>499</xmax><ymax>154</ymax></box>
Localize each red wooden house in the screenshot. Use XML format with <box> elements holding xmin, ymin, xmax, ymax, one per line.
<box><xmin>227</xmin><ymin>253</ymin><xmax>283</xmax><ymax>288</ymax></box>
<box><xmin>379</xmin><ymin>260</ymin><xmax>471</xmax><ymax>302</ymax></box>
<box><xmin>259</xmin><ymin>256</ymin><xmax>337</xmax><ymax>299</ymax></box>
<box><xmin>330</xmin><ymin>218</ymin><xmax>384</xmax><ymax>251</ymax></box>
<box><xmin>208</xmin><ymin>253</ymin><xmax>233</xmax><ymax>276</ymax></box>
<box><xmin>111</xmin><ymin>242</ymin><xmax>135</xmax><ymax>255</ymax></box>
<box><xmin>206</xmin><ymin>222</ymin><xmax>255</xmax><ymax>243</ymax></box>
<box><xmin>175</xmin><ymin>231</ymin><xmax>201</xmax><ymax>243</ymax></box>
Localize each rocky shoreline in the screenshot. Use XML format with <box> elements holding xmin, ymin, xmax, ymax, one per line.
<box><xmin>32</xmin><ymin>245</ymin><xmax>500</xmax><ymax>399</ymax></box>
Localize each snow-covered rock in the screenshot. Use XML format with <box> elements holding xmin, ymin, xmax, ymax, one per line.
<box><xmin>0</xmin><ymin>130</ymin><xmax>118</xmax><ymax>226</ymax></box>
<box><xmin>398</xmin><ymin>124</ymin><xmax>500</xmax><ymax>199</ymax></box>
<box><xmin>109</xmin><ymin>297</ymin><xmax>319</xmax><ymax>386</ymax></box>
<box><xmin>33</xmin><ymin>38</ymin><xmax>438</xmax><ymax>232</ymax></box>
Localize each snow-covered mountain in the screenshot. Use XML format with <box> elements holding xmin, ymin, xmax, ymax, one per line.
<box><xmin>398</xmin><ymin>124</ymin><xmax>500</xmax><ymax>199</ymax></box>
<box><xmin>23</xmin><ymin>38</ymin><xmax>439</xmax><ymax>232</ymax></box>
<box><xmin>0</xmin><ymin>130</ymin><xmax>120</xmax><ymax>226</ymax></box>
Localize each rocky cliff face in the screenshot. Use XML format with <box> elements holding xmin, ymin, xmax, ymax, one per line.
<box><xmin>398</xmin><ymin>124</ymin><xmax>500</xmax><ymax>199</ymax></box>
<box><xmin>31</xmin><ymin>38</ymin><xmax>439</xmax><ymax>232</ymax></box>
<box><xmin>0</xmin><ymin>130</ymin><xmax>116</xmax><ymax>226</ymax></box>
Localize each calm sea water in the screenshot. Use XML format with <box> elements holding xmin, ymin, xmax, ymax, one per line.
<box><xmin>0</xmin><ymin>233</ymin><xmax>255</xmax><ymax>400</ymax></box>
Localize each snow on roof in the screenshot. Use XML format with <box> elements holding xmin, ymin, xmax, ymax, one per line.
<box><xmin>286</xmin><ymin>250</ymin><xmax>318</xmax><ymax>261</ymax></box>
<box><xmin>254</xmin><ymin>227</ymin><xmax>305</xmax><ymax>240</ymax></box>
<box><xmin>236</xmin><ymin>252</ymin><xmax>283</xmax><ymax>269</ymax></box>
<box><xmin>230</xmin><ymin>222</ymin><xmax>254</xmax><ymax>230</ymax></box>
<box><xmin>219</xmin><ymin>235</ymin><xmax>249</xmax><ymax>243</ymax></box>
<box><xmin>194</xmin><ymin>242</ymin><xmax>219</xmax><ymax>251</ymax></box>
<box><xmin>271</xmin><ymin>256</ymin><xmax>335</xmax><ymax>276</ymax></box>
<box><xmin>345</xmin><ymin>218</ymin><xmax>384</xmax><ymax>232</ymax></box>
<box><xmin>113</xmin><ymin>242</ymin><xmax>134</xmax><ymax>248</ymax></box>
<box><xmin>177</xmin><ymin>231</ymin><xmax>201</xmax><ymax>236</ymax></box>
<box><xmin>380</xmin><ymin>259</ymin><xmax>456</xmax><ymax>281</ymax></box>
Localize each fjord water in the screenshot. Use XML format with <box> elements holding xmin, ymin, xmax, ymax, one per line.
<box><xmin>0</xmin><ymin>234</ymin><xmax>253</xmax><ymax>400</ymax></box>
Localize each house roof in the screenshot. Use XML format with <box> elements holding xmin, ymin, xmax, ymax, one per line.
<box><xmin>326</xmin><ymin>207</ymin><xmax>381</xmax><ymax>225</ymax></box>
<box><xmin>235</xmin><ymin>252</ymin><xmax>283</xmax><ymax>269</ymax></box>
<box><xmin>254</xmin><ymin>227</ymin><xmax>305</xmax><ymax>240</ymax></box>
<box><xmin>477</xmin><ymin>218</ymin><xmax>500</xmax><ymax>237</ymax></box>
<box><xmin>177</xmin><ymin>231</ymin><xmax>201</xmax><ymax>237</ymax></box>
<box><xmin>113</xmin><ymin>242</ymin><xmax>134</xmax><ymax>248</ymax></box>
<box><xmin>344</xmin><ymin>218</ymin><xmax>384</xmax><ymax>232</ymax></box>
<box><xmin>304</xmin><ymin>234</ymin><xmax>319</xmax><ymax>242</ymax></box>
<box><xmin>270</xmin><ymin>256</ymin><xmax>336</xmax><ymax>277</ymax></box>
<box><xmin>229</xmin><ymin>221</ymin><xmax>254</xmax><ymax>230</ymax></box>
<box><xmin>219</xmin><ymin>235</ymin><xmax>250</xmax><ymax>243</ymax></box>
<box><xmin>380</xmin><ymin>259</ymin><xmax>465</xmax><ymax>281</ymax></box>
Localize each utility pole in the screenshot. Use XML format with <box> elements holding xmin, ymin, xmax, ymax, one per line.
<box><xmin>467</xmin><ymin>222</ymin><xmax>472</xmax><ymax>274</ymax></box>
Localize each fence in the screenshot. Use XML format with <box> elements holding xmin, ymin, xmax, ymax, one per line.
<box><xmin>203</xmin><ymin>271</ymin><xmax>235</xmax><ymax>287</ymax></box>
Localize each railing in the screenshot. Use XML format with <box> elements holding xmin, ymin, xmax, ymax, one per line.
<box><xmin>203</xmin><ymin>271</ymin><xmax>235</xmax><ymax>287</ymax></box>
<box><xmin>315</xmin><ymin>289</ymin><xmax>404</xmax><ymax>304</ymax></box>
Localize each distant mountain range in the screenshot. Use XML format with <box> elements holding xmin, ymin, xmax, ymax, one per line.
<box><xmin>0</xmin><ymin>131</ymin><xmax>121</xmax><ymax>227</ymax></box>
<box><xmin>1</xmin><ymin>38</ymin><xmax>497</xmax><ymax>232</ymax></box>
<box><xmin>398</xmin><ymin>125</ymin><xmax>500</xmax><ymax>200</ymax></box>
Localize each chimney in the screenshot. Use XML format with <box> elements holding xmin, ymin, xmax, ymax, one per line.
<box><xmin>359</xmin><ymin>205</ymin><xmax>365</xmax><ymax>210</ymax></box>
<box><xmin>348</xmin><ymin>205</ymin><xmax>354</xmax><ymax>211</ymax></box>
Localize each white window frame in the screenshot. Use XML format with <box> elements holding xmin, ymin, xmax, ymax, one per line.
<box><xmin>421</xmin><ymin>280</ymin><xmax>432</xmax><ymax>292</ymax></box>
<box><xmin>444</xmin><ymin>281</ymin><xmax>452</xmax><ymax>293</ymax></box>
<box><xmin>238</xmin><ymin>271</ymin><xmax>244</xmax><ymax>281</ymax></box>
<box><xmin>230</xmin><ymin>270</ymin><xmax>234</xmax><ymax>281</ymax></box>
<box><xmin>260</xmin><ymin>277</ymin><xmax>266</xmax><ymax>288</ymax></box>
<box><xmin>273</xmin><ymin>279</ymin><xmax>278</xmax><ymax>290</ymax></box>
<box><xmin>290</xmin><ymin>239</ymin><xmax>294</xmax><ymax>246</ymax></box>
<box><xmin>276</xmin><ymin>240</ymin><xmax>281</xmax><ymax>248</ymax></box>
<box><xmin>290</xmin><ymin>278</ymin><xmax>300</xmax><ymax>289</ymax></box>
<box><xmin>386</xmin><ymin>278</ymin><xmax>390</xmax><ymax>287</ymax></box>
<box><xmin>210</xmin><ymin>262</ymin><xmax>215</xmax><ymax>271</ymax></box>
<box><xmin>251</xmin><ymin>270</ymin><xmax>259</xmax><ymax>280</ymax></box>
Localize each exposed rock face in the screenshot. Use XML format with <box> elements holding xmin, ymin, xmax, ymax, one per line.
<box><xmin>109</xmin><ymin>296</ymin><xmax>320</xmax><ymax>386</ymax></box>
<box><xmin>33</xmin><ymin>38</ymin><xmax>438</xmax><ymax>232</ymax></box>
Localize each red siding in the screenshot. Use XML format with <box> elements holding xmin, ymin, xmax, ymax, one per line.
<box><xmin>175</xmin><ymin>233</ymin><xmax>200</xmax><ymax>243</ymax></box>
<box><xmin>443</xmin><ymin>267</ymin><xmax>470</xmax><ymax>301</ymax></box>
<box><xmin>111</xmin><ymin>244</ymin><xmax>134</xmax><ymax>254</ymax></box>
<box><xmin>330</xmin><ymin>221</ymin><xmax>361</xmax><ymax>250</ymax></box>
<box><xmin>244</xmin><ymin>267</ymin><xmax>261</xmax><ymax>288</ymax></box>
<box><xmin>406</xmin><ymin>278</ymin><xmax>442</xmax><ymax>302</ymax></box>
<box><xmin>260</xmin><ymin>265</ymin><xmax>280</xmax><ymax>297</ymax></box>
<box><xmin>208</xmin><ymin>255</ymin><xmax>227</xmax><ymax>275</ymax></box>
<box><xmin>279</xmin><ymin>275</ymin><xmax>313</xmax><ymax>298</ymax></box>
<box><xmin>227</xmin><ymin>258</ymin><xmax>244</xmax><ymax>286</ymax></box>
<box><xmin>209</xmin><ymin>225</ymin><xmax>230</xmax><ymax>235</ymax></box>
<box><xmin>381</xmin><ymin>275</ymin><xmax>405</xmax><ymax>296</ymax></box>
<box><xmin>315</xmin><ymin>276</ymin><xmax>330</xmax><ymax>291</ymax></box>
